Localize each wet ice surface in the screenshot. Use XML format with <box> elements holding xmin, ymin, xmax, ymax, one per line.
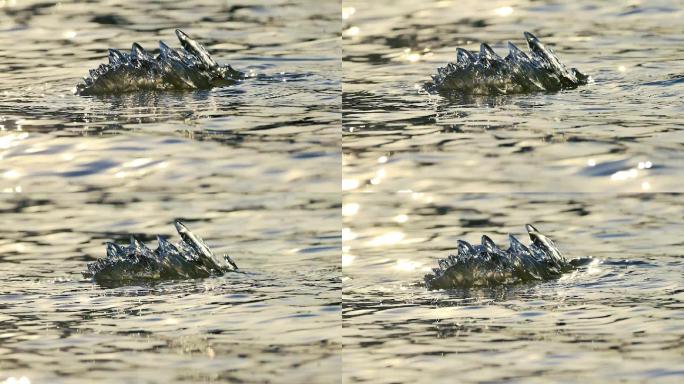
<box><xmin>0</xmin><ymin>193</ymin><xmax>340</xmax><ymax>383</ymax></box>
<box><xmin>343</xmin><ymin>0</ymin><xmax>684</xmax><ymax>192</ymax></box>
<box><xmin>342</xmin><ymin>193</ymin><xmax>684</xmax><ymax>383</ymax></box>
<box><xmin>0</xmin><ymin>0</ymin><xmax>340</xmax><ymax>382</ymax></box>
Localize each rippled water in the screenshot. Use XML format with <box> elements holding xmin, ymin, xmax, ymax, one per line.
<box><xmin>342</xmin><ymin>193</ymin><xmax>684</xmax><ymax>383</ymax></box>
<box><xmin>1</xmin><ymin>0</ymin><xmax>340</xmax><ymax>194</ymax></box>
<box><xmin>343</xmin><ymin>0</ymin><xmax>684</xmax><ymax>192</ymax></box>
<box><xmin>3</xmin><ymin>0</ymin><xmax>684</xmax><ymax>382</ymax></box>
<box><xmin>1</xmin><ymin>0</ymin><xmax>340</xmax><ymax>382</ymax></box>
<box><xmin>342</xmin><ymin>1</ymin><xmax>684</xmax><ymax>381</ymax></box>
<box><xmin>1</xmin><ymin>193</ymin><xmax>340</xmax><ymax>383</ymax></box>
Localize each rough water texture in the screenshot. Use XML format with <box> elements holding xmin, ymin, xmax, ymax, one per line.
<box><xmin>84</xmin><ymin>221</ymin><xmax>238</xmax><ymax>286</ymax></box>
<box><xmin>76</xmin><ymin>29</ymin><xmax>244</xmax><ymax>95</ymax></box>
<box><xmin>428</xmin><ymin>32</ymin><xmax>589</xmax><ymax>95</ymax></box>
<box><xmin>424</xmin><ymin>224</ymin><xmax>574</xmax><ymax>289</ymax></box>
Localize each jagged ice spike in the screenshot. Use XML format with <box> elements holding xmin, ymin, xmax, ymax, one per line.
<box><xmin>175</xmin><ymin>29</ymin><xmax>218</xmax><ymax>69</ymax></box>
<box><xmin>424</xmin><ymin>225</ymin><xmax>575</xmax><ymax>290</ymax></box>
<box><xmin>428</xmin><ymin>32</ymin><xmax>588</xmax><ymax>96</ymax></box>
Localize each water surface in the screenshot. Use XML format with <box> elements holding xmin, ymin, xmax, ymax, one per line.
<box><xmin>343</xmin><ymin>0</ymin><xmax>684</xmax><ymax>192</ymax></box>
<box><xmin>1</xmin><ymin>0</ymin><xmax>340</xmax><ymax>194</ymax></box>
<box><xmin>343</xmin><ymin>193</ymin><xmax>684</xmax><ymax>383</ymax></box>
<box><xmin>1</xmin><ymin>192</ymin><xmax>340</xmax><ymax>383</ymax></box>
<box><xmin>0</xmin><ymin>1</ymin><xmax>341</xmax><ymax>382</ymax></box>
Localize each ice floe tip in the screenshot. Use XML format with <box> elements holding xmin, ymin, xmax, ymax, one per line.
<box><xmin>481</xmin><ymin>235</ymin><xmax>497</xmax><ymax>251</ymax></box>
<box><xmin>174</xmin><ymin>220</ymin><xmax>188</xmax><ymax>233</ymax></box>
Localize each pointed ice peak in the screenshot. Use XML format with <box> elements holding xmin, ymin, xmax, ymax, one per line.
<box><xmin>175</xmin><ymin>220</ymin><xmax>214</xmax><ymax>258</ymax></box>
<box><xmin>523</xmin><ymin>31</ymin><xmax>568</xmax><ymax>72</ymax></box>
<box><xmin>425</xmin><ymin>224</ymin><xmax>573</xmax><ymax>290</ymax></box>
<box><xmin>159</xmin><ymin>40</ymin><xmax>181</xmax><ymax>61</ymax></box>
<box><xmin>507</xmin><ymin>42</ymin><xmax>529</xmax><ymax>60</ymax></box>
<box><xmin>129</xmin><ymin>235</ymin><xmax>147</xmax><ymax>250</ymax></box>
<box><xmin>156</xmin><ymin>235</ymin><xmax>179</xmax><ymax>254</ymax></box>
<box><xmin>175</xmin><ymin>29</ymin><xmax>218</xmax><ymax>69</ymax></box>
<box><xmin>481</xmin><ymin>235</ymin><xmax>497</xmax><ymax>253</ymax></box>
<box><xmin>106</xmin><ymin>242</ymin><xmax>123</xmax><ymax>258</ymax></box>
<box><xmin>130</xmin><ymin>42</ymin><xmax>151</xmax><ymax>61</ymax></box>
<box><xmin>526</xmin><ymin>224</ymin><xmax>565</xmax><ymax>263</ymax></box>
<box><xmin>523</xmin><ymin>31</ymin><xmax>541</xmax><ymax>49</ymax></box>
<box><xmin>223</xmin><ymin>254</ymin><xmax>238</xmax><ymax>271</ymax></box>
<box><xmin>508</xmin><ymin>234</ymin><xmax>529</xmax><ymax>253</ymax></box>
<box><xmin>457</xmin><ymin>240</ymin><xmax>474</xmax><ymax>256</ymax></box>
<box><xmin>108</xmin><ymin>49</ymin><xmax>124</xmax><ymax>65</ymax></box>
<box><xmin>479</xmin><ymin>43</ymin><xmax>501</xmax><ymax>61</ymax></box>
<box><xmin>456</xmin><ymin>48</ymin><xmax>476</xmax><ymax>64</ymax></box>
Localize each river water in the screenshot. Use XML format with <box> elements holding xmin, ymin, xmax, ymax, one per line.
<box><xmin>2</xmin><ymin>0</ymin><xmax>684</xmax><ymax>382</ymax></box>
<box><xmin>0</xmin><ymin>0</ymin><xmax>340</xmax><ymax>383</ymax></box>
<box><xmin>343</xmin><ymin>0</ymin><xmax>684</xmax><ymax>383</ymax></box>
<box><xmin>343</xmin><ymin>0</ymin><xmax>684</xmax><ymax>193</ymax></box>
<box><xmin>342</xmin><ymin>193</ymin><xmax>684</xmax><ymax>383</ymax></box>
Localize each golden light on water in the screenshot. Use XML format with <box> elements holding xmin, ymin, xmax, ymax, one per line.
<box><xmin>588</xmin><ymin>159</ymin><xmax>653</xmax><ymax>184</ymax></box>
<box><xmin>369</xmin><ymin>167</ymin><xmax>385</xmax><ymax>185</ymax></box>
<box><xmin>607</xmin><ymin>160</ymin><xmax>653</xmax><ymax>190</ymax></box>
<box><xmin>0</xmin><ymin>0</ymin><xmax>17</xmax><ymax>8</ymax></box>
<box><xmin>366</xmin><ymin>231</ymin><xmax>404</xmax><ymax>247</ymax></box>
<box><xmin>394</xmin><ymin>214</ymin><xmax>408</xmax><ymax>223</ymax></box>
<box><xmin>342</xmin><ymin>6</ymin><xmax>356</xmax><ymax>20</ymax></box>
<box><xmin>342</xmin><ymin>253</ymin><xmax>356</xmax><ymax>267</ymax></box>
<box><xmin>342</xmin><ymin>178</ymin><xmax>360</xmax><ymax>191</ymax></box>
<box><xmin>2</xmin><ymin>186</ymin><xmax>22</xmax><ymax>193</ymax></box>
<box><xmin>610</xmin><ymin>168</ymin><xmax>638</xmax><ymax>181</ymax></box>
<box><xmin>411</xmin><ymin>192</ymin><xmax>434</xmax><ymax>204</ymax></box>
<box><xmin>404</xmin><ymin>49</ymin><xmax>421</xmax><ymax>63</ymax></box>
<box><xmin>342</xmin><ymin>202</ymin><xmax>360</xmax><ymax>216</ymax></box>
<box><xmin>2</xmin><ymin>169</ymin><xmax>20</xmax><ymax>179</ymax></box>
<box><xmin>123</xmin><ymin>157</ymin><xmax>152</xmax><ymax>168</ymax></box>
<box><xmin>63</xmin><ymin>30</ymin><xmax>77</xmax><ymax>39</ymax></box>
<box><xmin>638</xmin><ymin>161</ymin><xmax>652</xmax><ymax>169</ymax></box>
<box><xmin>342</xmin><ymin>227</ymin><xmax>357</xmax><ymax>241</ymax></box>
<box><xmin>494</xmin><ymin>6</ymin><xmax>514</xmax><ymax>16</ymax></box>
<box><xmin>0</xmin><ymin>132</ymin><xmax>29</xmax><ymax>149</ymax></box>
<box><xmin>401</xmin><ymin>48</ymin><xmax>432</xmax><ymax>63</ymax></box>
<box><xmin>343</xmin><ymin>26</ymin><xmax>360</xmax><ymax>38</ymax></box>
<box><xmin>393</xmin><ymin>259</ymin><xmax>422</xmax><ymax>272</ymax></box>
<box><xmin>2</xmin><ymin>377</ymin><xmax>31</xmax><ymax>384</ymax></box>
